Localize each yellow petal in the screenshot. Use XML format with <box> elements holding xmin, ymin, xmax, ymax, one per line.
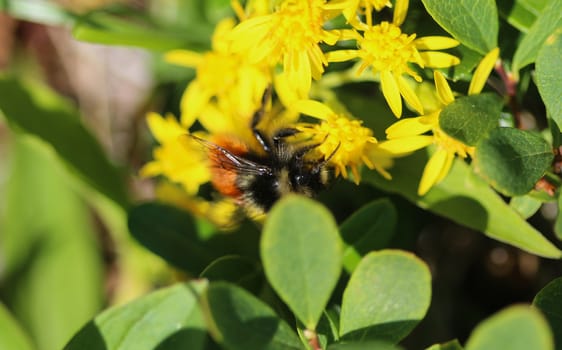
<box><xmin>321</xmin><ymin>29</ymin><xmax>341</xmax><ymax>46</ymax></box>
<box><xmin>386</xmin><ymin>117</ymin><xmax>432</xmax><ymax>138</ymax></box>
<box><xmin>393</xmin><ymin>0</ymin><xmax>409</xmax><ymax>26</ymax></box>
<box><xmin>139</xmin><ymin>161</ymin><xmax>162</xmax><ymax>177</ymax></box>
<box><xmin>380</xmin><ymin>71</ymin><xmax>402</xmax><ymax>117</ymax></box>
<box><xmin>435</xmin><ymin>151</ymin><xmax>455</xmax><ymax>183</ymax></box>
<box><xmin>433</xmin><ymin>71</ymin><xmax>455</xmax><ymax>105</ymax></box>
<box><xmin>230</xmin><ymin>0</ymin><xmax>246</xmax><ymax>21</ymax></box>
<box><xmin>326</xmin><ymin>50</ymin><xmax>359</xmax><ymax>63</ymax></box>
<box><xmin>164</xmin><ymin>50</ymin><xmax>204</xmax><ymax>67</ymax></box>
<box><xmin>469</xmin><ymin>47</ymin><xmax>500</xmax><ymax>95</ymax></box>
<box><xmin>146</xmin><ymin>112</ymin><xmax>184</xmax><ymax>143</ymax></box>
<box><xmin>198</xmin><ymin>104</ymin><xmax>234</xmax><ymax>135</ymax></box>
<box><xmin>397</xmin><ymin>75</ymin><xmax>424</xmax><ymax>115</ymax></box>
<box><xmin>275</xmin><ymin>72</ymin><xmax>300</xmax><ymax>106</ymax></box>
<box><xmin>180</xmin><ymin>81</ymin><xmax>210</xmax><ymax>127</ymax></box>
<box><xmin>419</xmin><ymin>52</ymin><xmax>460</xmax><ymax>68</ymax></box>
<box><xmin>293</xmin><ymin>100</ymin><xmax>334</xmax><ymax>120</ymax></box>
<box><xmin>377</xmin><ymin>136</ymin><xmax>433</xmax><ymax>154</ymax></box>
<box><xmin>284</xmin><ymin>49</ymin><xmax>312</xmax><ymax>99</ymax></box>
<box><xmin>418</xmin><ymin>148</ymin><xmax>448</xmax><ymax>195</ymax></box>
<box><xmin>414</xmin><ymin>36</ymin><xmax>459</xmax><ymax>50</ymax></box>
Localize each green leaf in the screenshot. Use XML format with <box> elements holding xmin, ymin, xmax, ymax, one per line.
<box><xmin>555</xmin><ymin>195</ymin><xmax>562</xmax><ymax>240</ymax></box>
<box><xmin>421</xmin><ymin>0</ymin><xmax>498</xmax><ymax>54</ymax></box>
<box><xmin>339</xmin><ymin>199</ymin><xmax>396</xmax><ymax>273</ymax></box>
<box><xmin>0</xmin><ymin>76</ymin><xmax>129</xmax><ymax>209</ymax></box>
<box><xmin>65</xmin><ymin>281</ymin><xmax>209</xmax><ymax>350</ymax></box>
<box><xmin>1</xmin><ymin>137</ymin><xmax>104</xmax><ymax>350</ymax></box>
<box><xmin>72</xmin><ymin>11</ymin><xmax>209</xmax><ymax>51</ymax></box>
<box><xmin>200</xmin><ymin>255</ymin><xmax>263</xmax><ymax>293</ymax></box>
<box><xmin>328</xmin><ymin>341</ymin><xmax>403</xmax><ymax>350</ymax></box>
<box><xmin>363</xmin><ymin>155</ymin><xmax>561</xmax><ymax>258</ymax></box>
<box><xmin>533</xmin><ymin>277</ymin><xmax>562</xmax><ymax>350</ymax></box>
<box><xmin>1</xmin><ymin>0</ymin><xmax>76</xmax><ymax>26</ymax></box>
<box><xmin>498</xmin><ymin>0</ymin><xmax>548</xmax><ymax>33</ymax></box>
<box><xmin>465</xmin><ymin>305</ymin><xmax>553</xmax><ymax>350</ymax></box>
<box><xmin>444</xmin><ymin>45</ymin><xmax>483</xmax><ymax>82</ymax></box>
<box><xmin>202</xmin><ymin>282</ymin><xmax>303</xmax><ymax>350</ymax></box>
<box><xmin>317</xmin><ymin>310</ymin><xmax>340</xmax><ymax>348</ymax></box>
<box><xmin>536</xmin><ymin>29</ymin><xmax>562</xmax><ymax>129</ymax></box>
<box><xmin>339</xmin><ymin>250</ymin><xmax>431</xmax><ymax>343</ymax></box>
<box><xmin>0</xmin><ymin>302</ymin><xmax>34</xmax><ymax>350</ymax></box>
<box><xmin>512</xmin><ymin>0</ymin><xmax>562</xmax><ymax>75</ymax></box>
<box><xmin>473</xmin><ymin>127</ymin><xmax>554</xmax><ymax>196</ymax></box>
<box><xmin>261</xmin><ymin>195</ymin><xmax>342</xmax><ymax>329</ymax></box>
<box><xmin>510</xmin><ymin>195</ymin><xmax>542</xmax><ymax>219</ymax></box>
<box><xmin>426</xmin><ymin>339</ymin><xmax>464</xmax><ymax>350</ymax></box>
<box><xmin>128</xmin><ymin>202</ymin><xmax>260</xmax><ymax>275</ymax></box>
<box><xmin>439</xmin><ymin>94</ymin><xmax>502</xmax><ymax>146</ymax></box>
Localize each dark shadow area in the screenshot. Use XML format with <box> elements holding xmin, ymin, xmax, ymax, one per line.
<box><xmin>63</xmin><ymin>321</ymin><xmax>107</xmax><ymax>350</ymax></box>
<box><xmin>128</xmin><ymin>202</ymin><xmax>260</xmax><ymax>276</ymax></box>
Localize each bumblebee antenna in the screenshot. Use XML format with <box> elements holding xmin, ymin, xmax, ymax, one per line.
<box><xmin>313</xmin><ymin>142</ymin><xmax>340</xmax><ymax>173</ymax></box>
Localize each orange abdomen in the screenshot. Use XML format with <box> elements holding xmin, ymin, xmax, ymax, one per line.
<box><xmin>208</xmin><ymin>136</ymin><xmax>249</xmax><ymax>198</ymax></box>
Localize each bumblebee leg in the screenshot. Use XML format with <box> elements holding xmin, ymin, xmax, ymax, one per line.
<box><xmin>272</xmin><ymin>127</ymin><xmax>300</xmax><ymax>148</ymax></box>
<box><xmin>251</xmin><ymin>86</ymin><xmax>273</xmax><ymax>153</ymax></box>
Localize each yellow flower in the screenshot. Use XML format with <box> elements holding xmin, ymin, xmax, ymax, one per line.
<box><xmin>379</xmin><ymin>48</ymin><xmax>500</xmax><ymax>195</ymax></box>
<box><xmin>326</xmin><ymin>0</ymin><xmax>460</xmax><ymax>118</ymax></box>
<box><xmin>327</xmin><ymin>0</ymin><xmax>400</xmax><ymax>26</ymax></box>
<box><xmin>165</xmin><ymin>18</ymin><xmax>271</xmax><ymax>127</ymax></box>
<box><xmin>228</xmin><ymin>0</ymin><xmax>341</xmax><ymax>99</ymax></box>
<box><xmin>140</xmin><ymin>112</ymin><xmax>211</xmax><ymax>195</ymax></box>
<box><xmin>293</xmin><ymin>100</ymin><xmax>393</xmax><ymax>183</ymax></box>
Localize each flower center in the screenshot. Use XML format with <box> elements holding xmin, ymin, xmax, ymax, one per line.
<box><xmin>358</xmin><ymin>21</ymin><xmax>418</xmax><ymax>74</ymax></box>
<box><xmin>311</xmin><ymin>115</ymin><xmax>377</xmax><ymax>167</ymax></box>
<box><xmin>270</xmin><ymin>0</ymin><xmax>326</xmax><ymax>54</ymax></box>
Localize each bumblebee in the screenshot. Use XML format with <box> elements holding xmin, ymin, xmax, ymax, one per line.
<box><xmin>191</xmin><ymin>92</ymin><xmax>338</xmax><ymax>215</ymax></box>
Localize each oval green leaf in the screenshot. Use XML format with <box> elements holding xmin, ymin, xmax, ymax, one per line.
<box><xmin>536</xmin><ymin>30</ymin><xmax>562</xmax><ymax>129</ymax></box>
<box><xmin>72</xmin><ymin>11</ymin><xmax>211</xmax><ymax>51</ymax></box>
<box><xmin>421</xmin><ymin>0</ymin><xmax>498</xmax><ymax>54</ymax></box>
<box><xmin>339</xmin><ymin>199</ymin><xmax>397</xmax><ymax>273</ymax></box>
<box><xmin>2</xmin><ymin>137</ymin><xmax>104</xmax><ymax>350</ymax></box>
<box><xmin>533</xmin><ymin>277</ymin><xmax>562</xmax><ymax>350</ymax></box>
<box><xmin>262</xmin><ymin>195</ymin><xmax>342</xmax><ymax>329</ymax></box>
<box><xmin>555</xmin><ymin>195</ymin><xmax>562</xmax><ymax>240</ymax></box>
<box><xmin>0</xmin><ymin>76</ymin><xmax>129</xmax><ymax>209</ymax></box>
<box><xmin>426</xmin><ymin>339</ymin><xmax>463</xmax><ymax>350</ymax></box>
<box><xmin>465</xmin><ymin>305</ymin><xmax>553</xmax><ymax>350</ymax></box>
<box><xmin>0</xmin><ymin>302</ymin><xmax>34</xmax><ymax>350</ymax></box>
<box><xmin>202</xmin><ymin>282</ymin><xmax>303</xmax><ymax>350</ymax></box>
<box><xmin>498</xmin><ymin>0</ymin><xmax>548</xmax><ymax>33</ymax></box>
<box><xmin>512</xmin><ymin>0</ymin><xmax>562</xmax><ymax>75</ymax></box>
<box><xmin>128</xmin><ymin>202</ymin><xmax>260</xmax><ymax>275</ymax></box>
<box><xmin>1</xmin><ymin>0</ymin><xmax>76</xmax><ymax>26</ymax></box>
<box><xmin>65</xmin><ymin>281</ymin><xmax>209</xmax><ymax>350</ymax></box>
<box><xmin>200</xmin><ymin>255</ymin><xmax>264</xmax><ymax>294</ymax></box>
<box><xmin>439</xmin><ymin>94</ymin><xmax>502</xmax><ymax>146</ymax></box>
<box><xmin>328</xmin><ymin>341</ymin><xmax>403</xmax><ymax>350</ymax></box>
<box><xmin>363</xmin><ymin>156</ymin><xmax>561</xmax><ymax>259</ymax></box>
<box><xmin>474</xmin><ymin>127</ymin><xmax>554</xmax><ymax>196</ymax></box>
<box><xmin>510</xmin><ymin>195</ymin><xmax>543</xmax><ymax>219</ymax></box>
<box><xmin>339</xmin><ymin>250</ymin><xmax>431</xmax><ymax>343</ymax></box>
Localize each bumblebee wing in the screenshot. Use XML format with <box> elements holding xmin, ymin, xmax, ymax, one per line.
<box><xmin>184</xmin><ymin>134</ymin><xmax>272</xmax><ymax>176</ymax></box>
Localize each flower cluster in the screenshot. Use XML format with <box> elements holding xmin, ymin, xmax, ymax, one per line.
<box><xmin>142</xmin><ymin>0</ymin><xmax>499</xmax><ymax>225</ymax></box>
